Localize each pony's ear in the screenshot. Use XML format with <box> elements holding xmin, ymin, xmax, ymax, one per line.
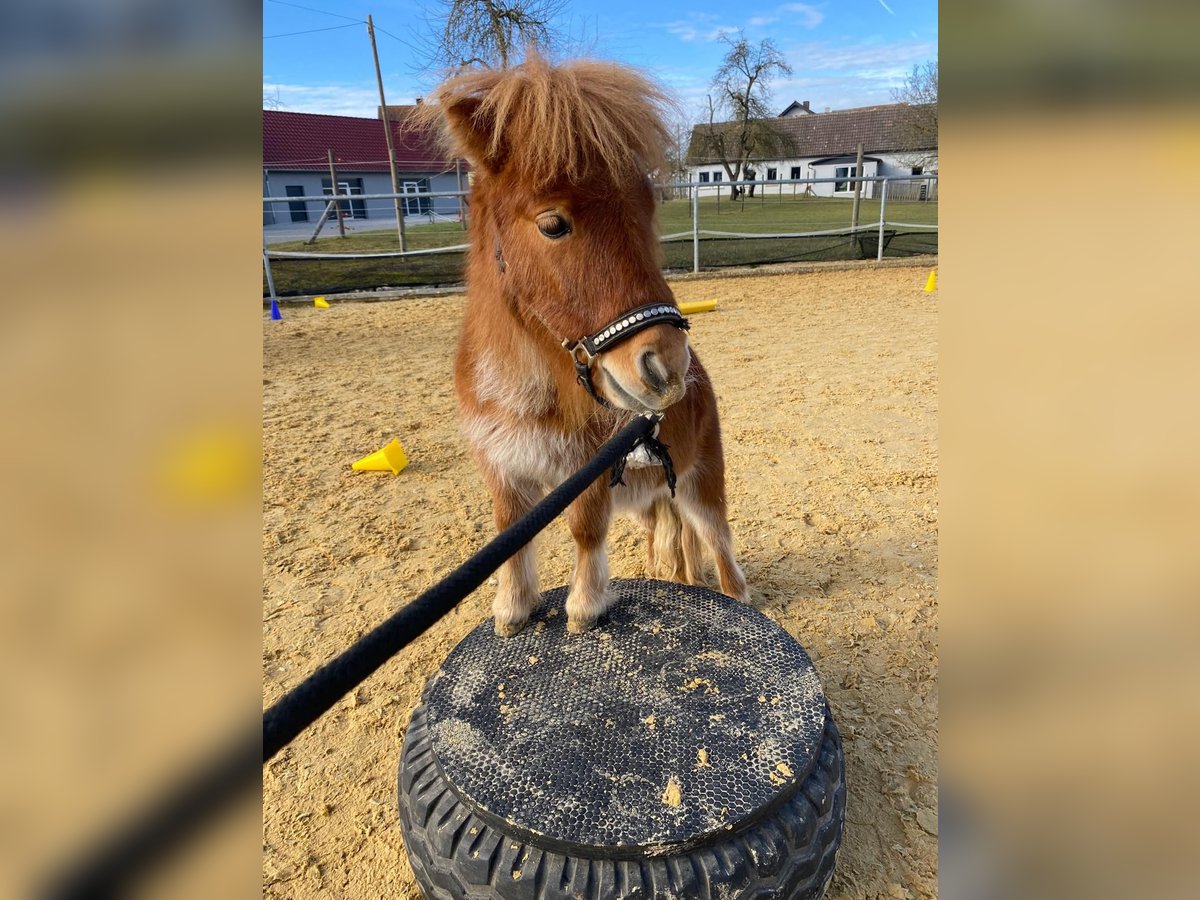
<box><xmin>441</xmin><ymin>95</ymin><xmax>507</xmax><ymax>175</ymax></box>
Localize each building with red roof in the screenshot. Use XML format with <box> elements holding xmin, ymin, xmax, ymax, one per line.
<box><xmin>263</xmin><ymin>108</ymin><xmax>466</xmax><ymax>232</ymax></box>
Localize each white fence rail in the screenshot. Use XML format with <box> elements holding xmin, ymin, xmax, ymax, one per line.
<box><xmin>263</xmin><ymin>174</ymin><xmax>937</xmax><ymax>299</ymax></box>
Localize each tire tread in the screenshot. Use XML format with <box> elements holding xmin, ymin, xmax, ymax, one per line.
<box><xmin>399</xmin><ymin>704</ymin><xmax>845</xmax><ymax>899</ymax></box>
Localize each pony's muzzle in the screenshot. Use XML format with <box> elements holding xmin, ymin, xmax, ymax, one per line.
<box><xmin>599</xmin><ymin>328</ymin><xmax>690</xmax><ymax>412</ymax></box>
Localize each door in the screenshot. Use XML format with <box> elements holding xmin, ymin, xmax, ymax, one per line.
<box><xmin>285</xmin><ymin>185</ymin><xmax>308</xmax><ymax>222</ymax></box>
<box><xmin>402</xmin><ymin>181</ymin><xmax>422</xmax><ymax>216</ymax></box>
<box><xmin>322</xmin><ymin>178</ymin><xmax>366</xmax><ymax>219</ymax></box>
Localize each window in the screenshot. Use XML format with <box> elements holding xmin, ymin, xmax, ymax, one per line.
<box><xmin>911</xmin><ymin>166</ymin><xmax>923</xmax><ymax>176</ymax></box>
<box><xmin>790</xmin><ymin>166</ymin><xmax>802</xmax><ymax>179</ymax></box>
<box><xmin>698</xmin><ymin>172</ymin><xmax>710</xmax><ymax>183</ymax></box>
<box><xmin>713</xmin><ymin>171</ymin><xmax>722</xmax><ymax>182</ymax></box>
<box><xmin>834</xmin><ymin>165</ymin><xmax>858</xmax><ymax>193</ymax></box>
<box><xmin>766</xmin><ymin>168</ymin><xmax>777</xmax><ymax>181</ymax></box>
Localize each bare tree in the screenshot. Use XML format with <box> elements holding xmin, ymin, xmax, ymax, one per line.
<box><xmin>701</xmin><ymin>33</ymin><xmax>793</xmax><ymax>199</ymax></box>
<box><xmin>662</xmin><ymin>107</ymin><xmax>698</xmax><ymax>200</ymax></box>
<box><xmin>890</xmin><ymin>61</ymin><xmax>938</xmax><ymax>169</ymax></box>
<box><xmin>424</xmin><ymin>0</ymin><xmax>568</xmax><ymax>71</ymax></box>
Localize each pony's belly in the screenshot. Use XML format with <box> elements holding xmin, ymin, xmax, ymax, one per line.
<box><xmin>611</xmin><ymin>468</ymin><xmax>672</xmax><ymax>512</ymax></box>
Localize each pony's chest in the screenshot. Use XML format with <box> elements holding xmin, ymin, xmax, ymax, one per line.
<box><xmin>461</xmin><ymin>413</ymin><xmax>587</xmax><ymax>486</ymax></box>
<box><xmin>468</xmin><ymin>344</ymin><xmax>557</xmax><ymax>419</ymax></box>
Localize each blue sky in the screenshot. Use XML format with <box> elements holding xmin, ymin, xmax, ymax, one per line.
<box><xmin>263</xmin><ymin>0</ymin><xmax>937</xmax><ymax>120</ymax></box>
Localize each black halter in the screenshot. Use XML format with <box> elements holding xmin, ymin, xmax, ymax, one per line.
<box><xmin>562</xmin><ymin>303</ymin><xmax>689</xmax><ymax>496</ymax></box>
<box><xmin>561</xmin><ymin>303</ymin><xmax>691</xmax><ymax>409</ymax></box>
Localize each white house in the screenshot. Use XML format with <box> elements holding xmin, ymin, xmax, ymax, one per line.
<box><xmin>262</xmin><ymin>108</ymin><xmax>465</xmax><ymax>233</ymax></box>
<box><xmin>686</xmin><ymin>102</ymin><xmax>937</xmax><ymax>200</ymax></box>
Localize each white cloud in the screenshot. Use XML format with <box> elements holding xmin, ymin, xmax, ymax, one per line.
<box><xmin>262</xmin><ymin>82</ymin><xmax>424</xmax><ymax>117</ymax></box>
<box><xmin>748</xmin><ymin>15</ymin><xmax>779</xmax><ymax>27</ymax></box>
<box><xmin>782</xmin><ymin>4</ymin><xmax>826</xmax><ymax>29</ymax></box>
<box><xmin>647</xmin><ymin>37</ymin><xmax>937</xmax><ymax>122</ymax></box>
<box><xmin>877</xmin><ymin>0</ymin><xmax>895</xmax><ymax>14</ymax></box>
<box><xmin>786</xmin><ymin>40</ymin><xmax>936</xmax><ymax>73</ymax></box>
<box><xmin>664</xmin><ymin>22</ymin><xmax>701</xmax><ymax>42</ymax></box>
<box><xmin>664</xmin><ymin>20</ymin><xmax>740</xmax><ymax>43</ymax></box>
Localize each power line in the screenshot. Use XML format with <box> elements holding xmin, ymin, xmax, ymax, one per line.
<box><xmin>265</xmin><ymin>0</ymin><xmax>365</xmax><ymax>23</ymax></box>
<box><xmin>265</xmin><ymin>22</ymin><xmax>361</xmax><ymax>39</ymax></box>
<box><xmin>373</xmin><ymin>22</ymin><xmax>422</xmax><ymax>54</ymax></box>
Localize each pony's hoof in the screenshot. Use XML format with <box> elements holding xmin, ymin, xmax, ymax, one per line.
<box><xmin>494</xmin><ymin>619</ymin><xmax>528</xmax><ymax>637</ymax></box>
<box><xmin>567</xmin><ymin>616</ymin><xmax>597</xmax><ymax>634</ymax></box>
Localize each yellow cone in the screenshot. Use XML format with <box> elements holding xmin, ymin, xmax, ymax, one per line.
<box><xmin>678</xmin><ymin>299</ymin><xmax>718</xmax><ymax>315</ymax></box>
<box><xmin>352</xmin><ymin>439</ymin><xmax>408</xmax><ymax>475</ymax></box>
<box><xmin>314</xmin><ymin>296</ymin><xmax>331</xmax><ymax>308</ymax></box>
<box><xmin>923</xmin><ymin>270</ymin><xmax>937</xmax><ymax>292</ymax></box>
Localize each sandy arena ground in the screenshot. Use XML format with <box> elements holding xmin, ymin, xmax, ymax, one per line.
<box><xmin>263</xmin><ymin>265</ymin><xmax>938</xmax><ymax>899</ymax></box>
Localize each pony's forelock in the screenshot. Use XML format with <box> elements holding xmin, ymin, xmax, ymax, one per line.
<box><xmin>417</xmin><ymin>55</ymin><xmax>674</xmax><ymax>188</ymax></box>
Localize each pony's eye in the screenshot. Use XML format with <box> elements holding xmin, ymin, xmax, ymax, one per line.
<box><xmin>536</xmin><ymin>213</ymin><xmax>571</xmax><ymax>239</ymax></box>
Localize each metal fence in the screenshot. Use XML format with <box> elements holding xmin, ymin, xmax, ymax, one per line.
<box><xmin>263</xmin><ymin>174</ymin><xmax>937</xmax><ymax>299</ymax></box>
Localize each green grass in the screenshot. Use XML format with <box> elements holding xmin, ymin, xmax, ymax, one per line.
<box><xmin>264</xmin><ymin>194</ymin><xmax>938</xmax><ymax>296</ymax></box>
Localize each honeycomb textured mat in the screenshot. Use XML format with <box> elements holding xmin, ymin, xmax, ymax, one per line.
<box><xmin>398</xmin><ymin>580</ymin><xmax>846</xmax><ymax>899</ymax></box>
<box><xmin>421</xmin><ymin>580</ymin><xmax>827</xmax><ymax>854</ymax></box>
<box><xmin>399</xmin><ymin>703</ymin><xmax>845</xmax><ymax>900</ymax></box>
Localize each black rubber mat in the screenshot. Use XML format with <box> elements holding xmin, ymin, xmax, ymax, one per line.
<box><xmin>422</xmin><ymin>579</ymin><xmax>827</xmax><ymax>857</ymax></box>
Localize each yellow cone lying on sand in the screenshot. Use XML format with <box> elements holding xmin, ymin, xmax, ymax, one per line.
<box><xmin>352</xmin><ymin>439</ymin><xmax>408</xmax><ymax>475</ymax></box>
<box><xmin>923</xmin><ymin>270</ymin><xmax>937</xmax><ymax>292</ymax></box>
<box><xmin>314</xmin><ymin>296</ymin><xmax>331</xmax><ymax>308</ymax></box>
<box><xmin>678</xmin><ymin>299</ymin><xmax>718</xmax><ymax>315</ymax></box>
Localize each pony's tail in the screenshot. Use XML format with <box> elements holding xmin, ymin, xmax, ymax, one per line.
<box><xmin>650</xmin><ymin>495</ymin><xmax>684</xmax><ymax>581</ymax></box>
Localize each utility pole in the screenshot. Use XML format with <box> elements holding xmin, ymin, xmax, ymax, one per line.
<box><xmin>367</xmin><ymin>14</ymin><xmax>406</xmax><ymax>251</ymax></box>
<box><xmin>327</xmin><ymin>149</ymin><xmax>346</xmax><ymax>238</ymax></box>
<box><xmin>455</xmin><ymin>158</ymin><xmax>467</xmax><ymax>231</ymax></box>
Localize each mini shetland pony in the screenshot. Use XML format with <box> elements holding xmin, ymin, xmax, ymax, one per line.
<box><xmin>422</xmin><ymin>57</ymin><xmax>748</xmax><ymax>635</ymax></box>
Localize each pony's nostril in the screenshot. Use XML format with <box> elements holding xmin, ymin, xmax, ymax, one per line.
<box><xmin>639</xmin><ymin>350</ymin><xmax>668</xmax><ymax>393</ymax></box>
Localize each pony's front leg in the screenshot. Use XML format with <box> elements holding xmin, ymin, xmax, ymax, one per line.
<box><xmin>565</xmin><ymin>479</ymin><xmax>613</xmax><ymax>633</ymax></box>
<box><xmin>486</xmin><ymin>472</ymin><xmax>543</xmax><ymax>636</ymax></box>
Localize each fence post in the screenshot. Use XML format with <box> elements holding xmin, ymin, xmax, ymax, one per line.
<box><xmin>263</xmin><ymin>235</ymin><xmax>278</xmax><ymax>306</ymax></box>
<box><xmin>692</xmin><ymin>183</ymin><xmax>700</xmax><ymax>274</ymax></box>
<box><xmin>876</xmin><ymin>178</ymin><xmax>889</xmax><ymax>262</ymax></box>
<box><xmin>304</xmin><ymin>199</ymin><xmax>336</xmax><ymax>245</ymax></box>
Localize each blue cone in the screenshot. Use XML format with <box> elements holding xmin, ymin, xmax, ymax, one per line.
<box><xmin>270</xmin><ymin>299</ymin><xmax>282</xmax><ymax>320</ymax></box>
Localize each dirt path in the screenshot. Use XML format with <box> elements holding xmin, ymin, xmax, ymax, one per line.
<box><xmin>263</xmin><ymin>266</ymin><xmax>938</xmax><ymax>898</ymax></box>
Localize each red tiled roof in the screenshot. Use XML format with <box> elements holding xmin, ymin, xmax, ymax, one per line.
<box><xmin>687</xmin><ymin>102</ymin><xmax>936</xmax><ymax>164</ymax></box>
<box><xmin>263</xmin><ymin>109</ymin><xmax>454</xmax><ymax>173</ymax></box>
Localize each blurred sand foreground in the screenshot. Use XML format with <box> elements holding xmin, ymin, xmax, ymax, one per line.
<box><xmin>262</xmin><ymin>267</ymin><xmax>939</xmax><ymax>898</ymax></box>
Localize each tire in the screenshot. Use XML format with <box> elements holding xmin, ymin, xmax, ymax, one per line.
<box><xmin>398</xmin><ymin>702</ymin><xmax>846</xmax><ymax>900</ymax></box>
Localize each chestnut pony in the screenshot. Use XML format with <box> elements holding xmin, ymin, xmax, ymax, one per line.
<box><xmin>421</xmin><ymin>57</ymin><xmax>748</xmax><ymax>635</ymax></box>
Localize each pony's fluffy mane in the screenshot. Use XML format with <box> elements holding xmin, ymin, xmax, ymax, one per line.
<box><xmin>414</xmin><ymin>56</ymin><xmax>674</xmax><ymax>188</ymax></box>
